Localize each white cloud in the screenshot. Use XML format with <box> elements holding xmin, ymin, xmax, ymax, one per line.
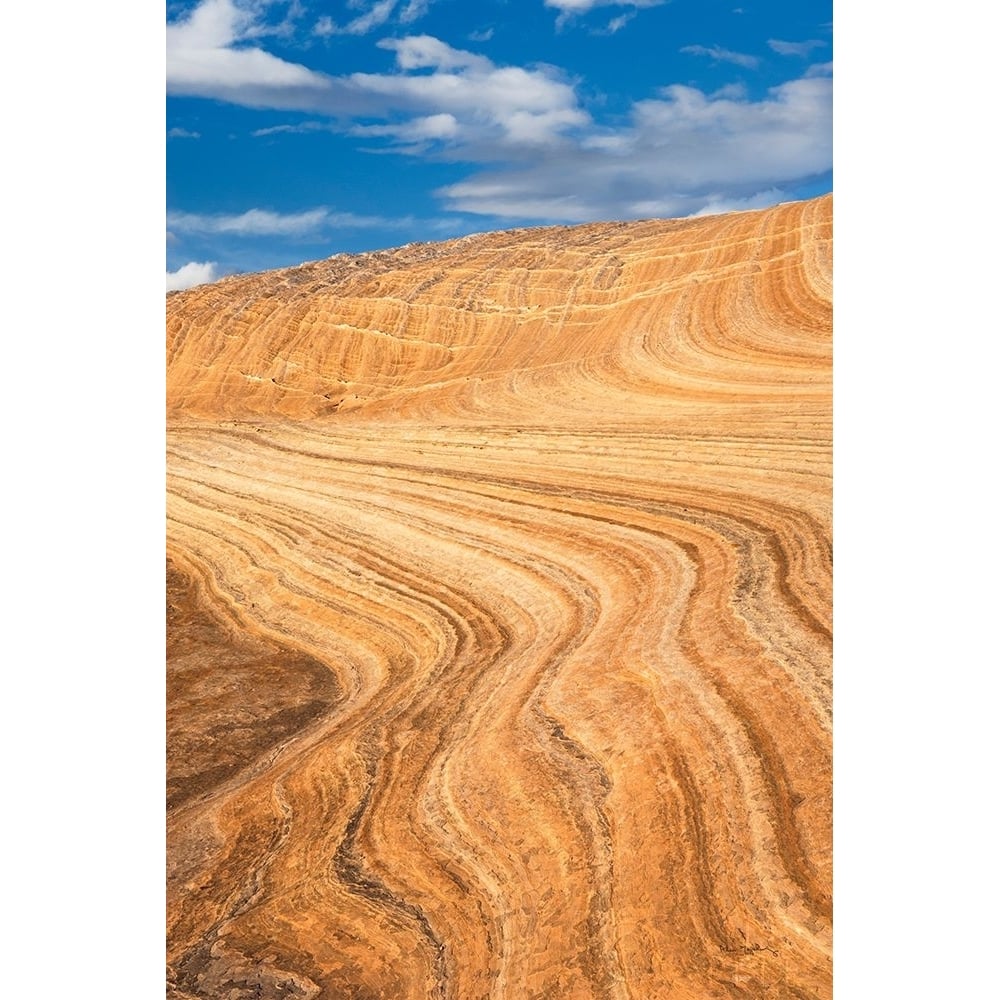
<box><xmin>353</xmin><ymin>64</ymin><xmax>579</xmax><ymax>120</ymax></box>
<box><xmin>168</xmin><ymin>207</ymin><xmax>330</xmax><ymax>236</ymax></box>
<box><xmin>399</xmin><ymin>0</ymin><xmax>435</xmax><ymax>23</ymax></box>
<box><xmin>377</xmin><ymin>34</ymin><xmax>491</xmax><ymax>72</ymax></box>
<box><xmin>327</xmin><ymin>210</ymin><xmax>416</xmax><ymax>229</ymax></box>
<box><xmin>805</xmin><ymin>61</ymin><xmax>833</xmax><ymax>78</ymax></box>
<box><xmin>468</xmin><ymin>27</ymin><xmax>494</xmax><ymax>42</ymax></box>
<box><xmin>630</xmin><ymin>76</ymin><xmax>832</xmax><ymax>185</ymax></box>
<box><xmin>167</xmin><ymin>127</ymin><xmax>201</xmax><ymax>138</ymax></box>
<box><xmin>545</xmin><ymin>0</ymin><xmax>666</xmax><ymax>30</ymax></box>
<box><xmin>769</xmin><ymin>38</ymin><xmax>826</xmax><ymax>57</ymax></box>
<box><xmin>497</xmin><ymin>107</ymin><xmax>590</xmax><ymax>145</ymax></box>
<box><xmin>681</xmin><ymin>44</ymin><xmax>759</xmax><ymax>70</ymax></box>
<box><xmin>253</xmin><ymin>123</ymin><xmax>310</xmax><ymax>137</ymax></box>
<box><xmin>710</xmin><ymin>82</ymin><xmax>748</xmax><ymax>100</ymax></box>
<box><xmin>168</xmin><ymin>0</ymin><xmax>332</xmax><ymax>108</ymax></box>
<box><xmin>243</xmin><ymin>0</ymin><xmax>306</xmax><ymax>41</ymax></box>
<box><xmin>166</xmin><ymin>261</ymin><xmax>219</xmax><ymax>292</ymax></box>
<box><xmin>690</xmin><ymin>188</ymin><xmax>788</xmax><ymax>217</ymax></box>
<box><xmin>353</xmin><ymin>112</ymin><xmax>460</xmax><ymax>142</ymax></box>
<box><xmin>166</xmin><ymin>3</ymin><xmax>830</xmax><ymax>229</ymax></box>
<box><xmin>604</xmin><ymin>13</ymin><xmax>635</xmax><ymax>33</ymax></box>
<box><xmin>315</xmin><ymin>0</ymin><xmax>398</xmax><ymax>36</ymax></box>
<box><xmin>545</xmin><ymin>0</ymin><xmax>664</xmax><ymax>12</ymax></box>
<box><xmin>168</xmin><ymin>6</ymin><xmax>586</xmax><ymax>147</ymax></box>
<box><xmin>369</xmin><ymin>37</ymin><xmax>582</xmax><ymax>115</ymax></box>
<box><xmin>167</xmin><ymin>207</ymin><xmax>414</xmax><ymax>236</ymax></box>
<box><xmin>438</xmin><ymin>73</ymin><xmax>831</xmax><ymax>221</ymax></box>
<box><xmin>251</xmin><ymin>121</ymin><xmax>333</xmax><ymax>137</ymax></box>
<box><xmin>347</xmin><ymin>36</ymin><xmax>589</xmax><ymax>147</ymax></box>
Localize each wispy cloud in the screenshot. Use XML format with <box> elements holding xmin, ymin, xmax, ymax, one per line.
<box><xmin>545</xmin><ymin>0</ymin><xmax>667</xmax><ymax>30</ymax></box>
<box><xmin>166</xmin><ymin>261</ymin><xmax>219</xmax><ymax>292</ymax></box>
<box><xmin>468</xmin><ymin>27</ymin><xmax>494</xmax><ymax>42</ymax></box>
<box><xmin>251</xmin><ymin>121</ymin><xmax>334</xmax><ymax>137</ymax></box>
<box><xmin>167</xmin><ymin>207</ymin><xmax>415</xmax><ymax>237</ymax></box>
<box><xmin>805</xmin><ymin>61</ymin><xmax>833</xmax><ymax>78</ymax></box>
<box><xmin>167</xmin><ymin>127</ymin><xmax>201</xmax><ymax>139</ymax></box>
<box><xmin>691</xmin><ymin>188</ymin><xmax>788</xmax><ymax>217</ymax></box>
<box><xmin>377</xmin><ymin>34</ymin><xmax>491</xmax><ymax>71</ymax></box>
<box><xmin>769</xmin><ymin>38</ymin><xmax>826</xmax><ymax>57</ymax></box>
<box><xmin>353</xmin><ymin>112</ymin><xmax>460</xmax><ymax>143</ymax></box>
<box><xmin>439</xmin><ymin>74</ymin><xmax>831</xmax><ymax>221</ymax></box>
<box><xmin>681</xmin><ymin>44</ymin><xmax>759</xmax><ymax>70</ymax></box>
<box><xmin>399</xmin><ymin>0</ymin><xmax>435</xmax><ymax>23</ymax></box>
<box><xmin>604</xmin><ymin>13</ymin><xmax>635</xmax><ymax>33</ymax></box>
<box><xmin>168</xmin><ymin>207</ymin><xmax>330</xmax><ymax>236</ymax></box>
<box><xmin>315</xmin><ymin>0</ymin><xmax>398</xmax><ymax>37</ymax></box>
<box><xmin>544</xmin><ymin>0</ymin><xmax>665</xmax><ymax>13</ymax></box>
<box><xmin>244</xmin><ymin>0</ymin><xmax>307</xmax><ymax>41</ymax></box>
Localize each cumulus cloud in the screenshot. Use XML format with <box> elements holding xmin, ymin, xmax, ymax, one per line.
<box><xmin>167</xmin><ymin>126</ymin><xmax>201</xmax><ymax>138</ymax></box>
<box><xmin>681</xmin><ymin>44</ymin><xmax>759</xmax><ymax>70</ymax></box>
<box><xmin>166</xmin><ymin>261</ymin><xmax>219</xmax><ymax>292</ymax></box>
<box><xmin>167</xmin><ymin>207</ymin><xmax>414</xmax><ymax>236</ymax></box>
<box><xmin>768</xmin><ymin>38</ymin><xmax>826</xmax><ymax>57</ymax></box>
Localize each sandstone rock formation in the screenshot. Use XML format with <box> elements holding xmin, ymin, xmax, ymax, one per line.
<box><xmin>167</xmin><ymin>194</ymin><xmax>832</xmax><ymax>999</ymax></box>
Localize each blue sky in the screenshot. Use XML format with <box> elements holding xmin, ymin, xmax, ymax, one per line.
<box><xmin>166</xmin><ymin>0</ymin><xmax>832</xmax><ymax>289</ymax></box>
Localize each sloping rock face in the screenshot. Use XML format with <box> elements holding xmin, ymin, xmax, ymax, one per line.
<box><xmin>167</xmin><ymin>195</ymin><xmax>832</xmax><ymax>1000</ymax></box>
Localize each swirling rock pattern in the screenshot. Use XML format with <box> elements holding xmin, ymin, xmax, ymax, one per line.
<box><xmin>167</xmin><ymin>195</ymin><xmax>832</xmax><ymax>999</ymax></box>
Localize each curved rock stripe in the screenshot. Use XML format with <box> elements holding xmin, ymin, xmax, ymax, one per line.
<box><xmin>167</xmin><ymin>195</ymin><xmax>832</xmax><ymax>1000</ymax></box>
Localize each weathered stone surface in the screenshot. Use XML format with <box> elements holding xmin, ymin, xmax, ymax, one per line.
<box><xmin>167</xmin><ymin>195</ymin><xmax>832</xmax><ymax>999</ymax></box>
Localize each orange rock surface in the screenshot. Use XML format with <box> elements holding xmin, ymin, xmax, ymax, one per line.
<box><xmin>167</xmin><ymin>194</ymin><xmax>832</xmax><ymax>999</ymax></box>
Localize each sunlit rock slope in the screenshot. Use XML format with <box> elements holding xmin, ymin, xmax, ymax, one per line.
<box><xmin>167</xmin><ymin>194</ymin><xmax>832</xmax><ymax>1000</ymax></box>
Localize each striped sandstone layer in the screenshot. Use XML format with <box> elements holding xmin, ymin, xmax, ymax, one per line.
<box><xmin>167</xmin><ymin>194</ymin><xmax>832</xmax><ymax>1000</ymax></box>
